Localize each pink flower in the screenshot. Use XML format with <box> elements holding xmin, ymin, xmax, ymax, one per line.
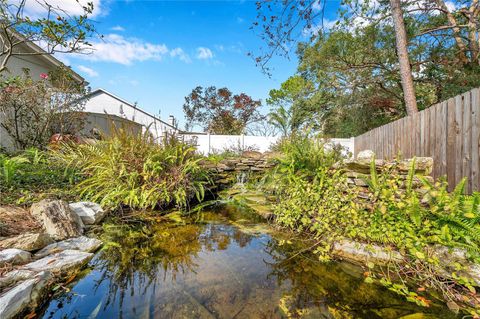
<box><xmin>39</xmin><ymin>73</ymin><xmax>48</xmax><ymax>80</ymax></box>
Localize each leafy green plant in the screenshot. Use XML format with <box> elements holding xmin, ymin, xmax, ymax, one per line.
<box><xmin>0</xmin><ymin>154</ymin><xmax>30</xmax><ymax>186</ymax></box>
<box><xmin>0</xmin><ymin>148</ymin><xmax>78</xmax><ymax>205</ymax></box>
<box><xmin>54</xmin><ymin>128</ymin><xmax>210</xmax><ymax>210</ymax></box>
<box><xmin>264</xmin><ymin>135</ymin><xmax>480</xmax><ymax>312</ymax></box>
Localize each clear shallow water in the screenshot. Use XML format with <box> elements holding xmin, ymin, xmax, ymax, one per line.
<box><xmin>40</xmin><ymin>206</ymin><xmax>455</xmax><ymax>319</ymax></box>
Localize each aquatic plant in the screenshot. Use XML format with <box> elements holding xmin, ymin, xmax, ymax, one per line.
<box><xmin>54</xmin><ymin>128</ymin><xmax>210</xmax><ymax>210</ymax></box>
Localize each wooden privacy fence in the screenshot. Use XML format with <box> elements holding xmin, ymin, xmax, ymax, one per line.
<box><xmin>354</xmin><ymin>88</ymin><xmax>480</xmax><ymax>193</ymax></box>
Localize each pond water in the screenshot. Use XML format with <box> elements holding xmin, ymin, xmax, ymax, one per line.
<box><xmin>40</xmin><ymin>205</ymin><xmax>455</xmax><ymax>319</ymax></box>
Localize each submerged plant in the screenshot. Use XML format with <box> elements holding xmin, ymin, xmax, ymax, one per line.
<box><xmin>54</xmin><ymin>127</ymin><xmax>210</xmax><ymax>210</ymax></box>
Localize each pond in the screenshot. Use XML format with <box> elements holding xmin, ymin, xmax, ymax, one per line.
<box><xmin>40</xmin><ymin>205</ymin><xmax>455</xmax><ymax>319</ymax></box>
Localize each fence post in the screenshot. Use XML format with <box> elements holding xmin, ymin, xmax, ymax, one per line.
<box><xmin>241</xmin><ymin>134</ymin><xmax>245</xmax><ymax>150</ymax></box>
<box><xmin>207</xmin><ymin>132</ymin><xmax>211</xmax><ymax>155</ymax></box>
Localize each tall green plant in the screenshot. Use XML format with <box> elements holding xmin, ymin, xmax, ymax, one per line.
<box><xmin>0</xmin><ymin>154</ymin><xmax>29</xmax><ymax>186</ymax></box>
<box><xmin>54</xmin><ymin>128</ymin><xmax>210</xmax><ymax>210</ymax></box>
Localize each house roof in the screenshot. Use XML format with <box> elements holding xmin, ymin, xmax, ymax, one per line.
<box><xmin>80</xmin><ymin>88</ymin><xmax>180</xmax><ymax>132</ymax></box>
<box><xmin>8</xmin><ymin>30</ymin><xmax>86</xmax><ymax>84</ymax></box>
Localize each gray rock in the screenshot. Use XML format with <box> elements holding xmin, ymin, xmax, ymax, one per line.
<box><xmin>397</xmin><ymin>157</ymin><xmax>433</xmax><ymax>175</ymax></box>
<box><xmin>332</xmin><ymin>239</ymin><xmax>403</xmax><ymax>265</ymax></box>
<box><xmin>0</xmin><ymin>249</ymin><xmax>31</xmax><ymax>267</ymax></box>
<box><xmin>432</xmin><ymin>245</ymin><xmax>480</xmax><ymax>286</ymax></box>
<box><xmin>35</xmin><ymin>236</ymin><xmax>103</xmax><ymax>258</ymax></box>
<box><xmin>69</xmin><ymin>202</ymin><xmax>106</xmax><ymax>225</ymax></box>
<box><xmin>0</xmin><ymin>271</ymin><xmax>51</xmax><ymax>319</ymax></box>
<box><xmin>356</xmin><ymin>150</ymin><xmax>375</xmax><ymax>162</ymax></box>
<box><xmin>30</xmin><ymin>200</ymin><xmax>84</xmax><ymax>240</ymax></box>
<box><xmin>0</xmin><ymin>270</ymin><xmax>36</xmax><ymax>290</ymax></box>
<box><xmin>0</xmin><ymin>233</ymin><xmax>54</xmax><ymax>252</ymax></box>
<box><xmin>23</xmin><ymin>249</ymin><xmax>93</xmax><ymax>274</ymax></box>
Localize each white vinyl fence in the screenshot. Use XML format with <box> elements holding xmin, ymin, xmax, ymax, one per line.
<box><xmin>181</xmin><ymin>133</ymin><xmax>355</xmax><ymax>156</ymax></box>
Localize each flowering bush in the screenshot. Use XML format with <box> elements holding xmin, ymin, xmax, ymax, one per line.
<box><xmin>0</xmin><ymin>68</ymin><xmax>87</xmax><ymax>150</ymax></box>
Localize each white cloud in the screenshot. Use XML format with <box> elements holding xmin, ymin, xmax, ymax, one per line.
<box><xmin>170</xmin><ymin>47</ymin><xmax>191</xmax><ymax>63</ymax></box>
<box><xmin>312</xmin><ymin>1</ymin><xmax>323</xmax><ymax>11</ymax></box>
<box><xmin>303</xmin><ymin>19</ymin><xmax>338</xmax><ymax>36</ymax></box>
<box><xmin>77</xmin><ymin>65</ymin><xmax>99</xmax><ymax>77</ymax></box>
<box><xmin>445</xmin><ymin>1</ymin><xmax>456</xmax><ymax>11</ymax></box>
<box><xmin>75</xmin><ymin>34</ymin><xmax>189</xmax><ymax>65</ymax></box>
<box><xmin>110</xmin><ymin>25</ymin><xmax>125</xmax><ymax>32</ymax></box>
<box><xmin>196</xmin><ymin>47</ymin><xmax>214</xmax><ymax>60</ymax></box>
<box><xmin>19</xmin><ymin>0</ymin><xmax>103</xmax><ymax>18</ymax></box>
<box><xmin>237</xmin><ymin>17</ymin><xmax>244</xmax><ymax>23</ymax></box>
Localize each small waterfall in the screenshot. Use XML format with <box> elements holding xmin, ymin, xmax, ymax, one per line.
<box><xmin>236</xmin><ymin>171</ymin><xmax>248</xmax><ymax>188</ymax></box>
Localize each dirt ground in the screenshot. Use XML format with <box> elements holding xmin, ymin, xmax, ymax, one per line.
<box><xmin>0</xmin><ymin>205</ymin><xmax>41</xmax><ymax>237</ymax></box>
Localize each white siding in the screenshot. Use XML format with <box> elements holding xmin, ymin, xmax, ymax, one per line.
<box><xmin>82</xmin><ymin>91</ymin><xmax>177</xmax><ymax>141</ymax></box>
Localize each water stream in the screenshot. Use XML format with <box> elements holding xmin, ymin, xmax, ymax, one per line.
<box><xmin>40</xmin><ymin>205</ymin><xmax>455</xmax><ymax>319</ymax></box>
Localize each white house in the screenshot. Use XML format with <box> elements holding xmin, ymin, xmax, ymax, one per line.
<box><xmin>79</xmin><ymin>88</ymin><xmax>179</xmax><ymax>141</ymax></box>
<box><xmin>0</xmin><ymin>32</ymin><xmax>85</xmax><ymax>83</ymax></box>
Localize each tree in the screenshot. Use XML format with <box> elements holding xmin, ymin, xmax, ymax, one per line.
<box><xmin>267</xmin><ymin>75</ymin><xmax>321</xmax><ymax>136</ymax></box>
<box><xmin>0</xmin><ymin>67</ymin><xmax>87</xmax><ymax>149</ymax></box>
<box><xmin>252</xmin><ymin>0</ymin><xmax>480</xmax><ymax>116</ymax></box>
<box><xmin>0</xmin><ymin>0</ymin><xmax>95</xmax><ymax>74</ymax></box>
<box><xmin>183</xmin><ymin>86</ymin><xmax>262</xmax><ymax>135</ymax></box>
<box><xmin>390</xmin><ymin>0</ymin><xmax>418</xmax><ymax>115</ymax></box>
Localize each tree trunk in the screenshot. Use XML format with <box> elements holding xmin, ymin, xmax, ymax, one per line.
<box><xmin>390</xmin><ymin>0</ymin><xmax>418</xmax><ymax>115</ymax></box>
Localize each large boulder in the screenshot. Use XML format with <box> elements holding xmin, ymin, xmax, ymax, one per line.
<box><xmin>0</xmin><ymin>271</ymin><xmax>51</xmax><ymax>319</ymax></box>
<box><xmin>0</xmin><ymin>233</ymin><xmax>54</xmax><ymax>252</ymax></box>
<box><xmin>0</xmin><ymin>249</ymin><xmax>31</xmax><ymax>267</ymax></box>
<box><xmin>35</xmin><ymin>236</ymin><xmax>103</xmax><ymax>258</ymax></box>
<box><xmin>332</xmin><ymin>239</ymin><xmax>403</xmax><ymax>265</ymax></box>
<box><xmin>30</xmin><ymin>200</ymin><xmax>84</xmax><ymax>240</ymax></box>
<box><xmin>23</xmin><ymin>250</ymin><xmax>93</xmax><ymax>275</ymax></box>
<box><xmin>69</xmin><ymin>202</ymin><xmax>106</xmax><ymax>225</ymax></box>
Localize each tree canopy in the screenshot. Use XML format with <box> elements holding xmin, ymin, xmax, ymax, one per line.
<box><xmin>263</xmin><ymin>0</ymin><xmax>480</xmax><ymax>137</ymax></box>
<box><xmin>0</xmin><ymin>0</ymin><xmax>96</xmax><ymax>74</ymax></box>
<box><xmin>183</xmin><ymin>86</ymin><xmax>262</xmax><ymax>135</ymax></box>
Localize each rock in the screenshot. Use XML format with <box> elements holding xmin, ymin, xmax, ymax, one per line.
<box><xmin>35</xmin><ymin>236</ymin><xmax>103</xmax><ymax>258</ymax></box>
<box><xmin>0</xmin><ymin>271</ymin><xmax>51</xmax><ymax>319</ymax></box>
<box><xmin>397</xmin><ymin>157</ymin><xmax>433</xmax><ymax>175</ymax></box>
<box><xmin>69</xmin><ymin>202</ymin><xmax>106</xmax><ymax>225</ymax></box>
<box><xmin>356</xmin><ymin>150</ymin><xmax>375</xmax><ymax>162</ymax></box>
<box><xmin>0</xmin><ymin>249</ymin><xmax>31</xmax><ymax>267</ymax></box>
<box><xmin>432</xmin><ymin>245</ymin><xmax>480</xmax><ymax>286</ymax></box>
<box><xmin>23</xmin><ymin>250</ymin><xmax>93</xmax><ymax>274</ymax></box>
<box><xmin>241</xmin><ymin>151</ymin><xmax>263</xmax><ymax>160</ymax></box>
<box><xmin>354</xmin><ymin>178</ymin><xmax>368</xmax><ymax>187</ymax></box>
<box><xmin>332</xmin><ymin>239</ymin><xmax>403</xmax><ymax>265</ymax></box>
<box><xmin>344</xmin><ymin>159</ymin><xmax>385</xmax><ymax>173</ymax></box>
<box><xmin>0</xmin><ymin>270</ymin><xmax>36</xmax><ymax>290</ymax></box>
<box><xmin>263</xmin><ymin>151</ymin><xmax>283</xmax><ymax>160</ymax></box>
<box><xmin>0</xmin><ymin>233</ymin><xmax>54</xmax><ymax>252</ymax></box>
<box><xmin>30</xmin><ymin>200</ymin><xmax>84</xmax><ymax>240</ymax></box>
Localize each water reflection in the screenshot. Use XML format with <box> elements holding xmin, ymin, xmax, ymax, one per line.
<box><xmin>40</xmin><ymin>206</ymin><xmax>455</xmax><ymax>319</ymax></box>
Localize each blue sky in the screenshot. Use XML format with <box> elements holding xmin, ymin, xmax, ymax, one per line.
<box><xmin>50</xmin><ymin>0</ymin><xmax>311</xmax><ymax>129</ymax></box>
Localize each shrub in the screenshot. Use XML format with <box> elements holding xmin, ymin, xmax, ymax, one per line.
<box><xmin>0</xmin><ymin>148</ymin><xmax>78</xmax><ymax>205</ymax></box>
<box><xmin>272</xmin><ymin>133</ymin><xmax>347</xmax><ymax>176</ymax></box>
<box><xmin>0</xmin><ymin>68</ymin><xmax>87</xmax><ymax>150</ymax></box>
<box><xmin>54</xmin><ymin>128</ymin><xmax>210</xmax><ymax>210</ymax></box>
